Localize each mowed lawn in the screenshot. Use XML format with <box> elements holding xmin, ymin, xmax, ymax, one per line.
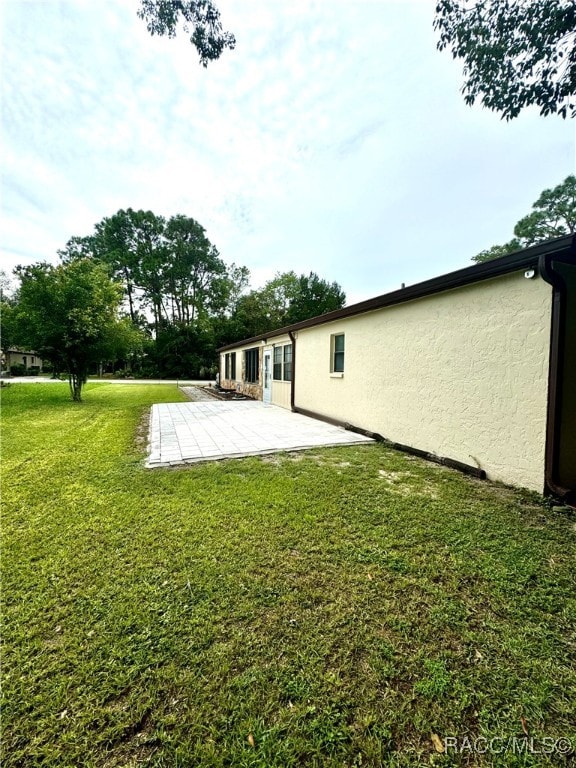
<box><xmin>2</xmin><ymin>384</ymin><xmax>575</xmax><ymax>768</ymax></box>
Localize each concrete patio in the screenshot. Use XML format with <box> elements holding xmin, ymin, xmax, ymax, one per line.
<box><xmin>146</xmin><ymin>400</ymin><xmax>374</xmax><ymax>467</ymax></box>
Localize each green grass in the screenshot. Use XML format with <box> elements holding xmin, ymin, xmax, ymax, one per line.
<box><xmin>2</xmin><ymin>383</ymin><xmax>575</xmax><ymax>767</ymax></box>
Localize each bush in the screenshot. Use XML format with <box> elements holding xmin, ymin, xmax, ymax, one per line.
<box><xmin>10</xmin><ymin>364</ymin><xmax>27</xmax><ymax>376</ymax></box>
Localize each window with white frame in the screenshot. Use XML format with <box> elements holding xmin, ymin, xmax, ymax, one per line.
<box><xmin>273</xmin><ymin>343</ymin><xmax>293</xmax><ymax>381</ymax></box>
<box><xmin>331</xmin><ymin>333</ymin><xmax>345</xmax><ymax>373</ymax></box>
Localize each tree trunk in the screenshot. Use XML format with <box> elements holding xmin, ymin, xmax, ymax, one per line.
<box><xmin>124</xmin><ymin>268</ymin><xmax>136</xmax><ymax>323</ymax></box>
<box><xmin>69</xmin><ymin>373</ymin><xmax>82</xmax><ymax>401</ymax></box>
<box><xmin>68</xmin><ymin>363</ymin><xmax>87</xmax><ymax>401</ymax></box>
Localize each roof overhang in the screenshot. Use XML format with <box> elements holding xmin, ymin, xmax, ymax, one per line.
<box><xmin>218</xmin><ymin>235</ymin><xmax>576</xmax><ymax>352</ymax></box>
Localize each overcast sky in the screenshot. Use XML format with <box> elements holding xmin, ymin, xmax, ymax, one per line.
<box><xmin>2</xmin><ymin>0</ymin><xmax>575</xmax><ymax>304</ymax></box>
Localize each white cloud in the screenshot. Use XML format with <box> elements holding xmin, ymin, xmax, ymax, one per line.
<box><xmin>1</xmin><ymin>0</ymin><xmax>574</xmax><ymax>302</ymax></box>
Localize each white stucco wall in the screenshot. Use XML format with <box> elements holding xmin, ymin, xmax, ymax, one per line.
<box><xmin>294</xmin><ymin>271</ymin><xmax>553</xmax><ymax>492</ymax></box>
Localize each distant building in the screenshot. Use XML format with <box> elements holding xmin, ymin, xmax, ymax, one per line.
<box><xmin>2</xmin><ymin>349</ymin><xmax>43</xmax><ymax>373</ymax></box>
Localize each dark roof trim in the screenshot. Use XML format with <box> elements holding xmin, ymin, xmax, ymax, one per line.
<box><xmin>218</xmin><ymin>235</ymin><xmax>576</xmax><ymax>352</ymax></box>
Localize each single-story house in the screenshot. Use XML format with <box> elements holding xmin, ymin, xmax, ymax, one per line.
<box><xmin>2</xmin><ymin>349</ymin><xmax>43</xmax><ymax>373</ymax></box>
<box><xmin>219</xmin><ymin>236</ymin><xmax>575</xmax><ymax>500</ymax></box>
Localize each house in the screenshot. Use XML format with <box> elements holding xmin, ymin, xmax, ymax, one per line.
<box><xmin>2</xmin><ymin>349</ymin><xmax>43</xmax><ymax>374</ymax></box>
<box><xmin>218</xmin><ymin>236</ymin><xmax>576</xmax><ymax>500</ymax></box>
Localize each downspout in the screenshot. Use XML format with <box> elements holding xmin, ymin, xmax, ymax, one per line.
<box><xmin>539</xmin><ymin>251</ymin><xmax>571</xmax><ymax>500</ymax></box>
<box><xmin>288</xmin><ymin>330</ymin><xmax>296</xmax><ymax>411</ymax></box>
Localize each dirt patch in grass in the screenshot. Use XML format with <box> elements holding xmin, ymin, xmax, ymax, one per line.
<box><xmin>134</xmin><ymin>407</ymin><xmax>152</xmax><ymax>453</ymax></box>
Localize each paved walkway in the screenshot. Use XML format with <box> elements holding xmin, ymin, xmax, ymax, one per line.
<box><xmin>147</xmin><ymin>401</ymin><xmax>374</xmax><ymax>467</ymax></box>
<box><xmin>179</xmin><ymin>385</ymin><xmax>219</xmax><ymax>401</ymax></box>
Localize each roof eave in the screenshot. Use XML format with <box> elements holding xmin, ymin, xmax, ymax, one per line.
<box><xmin>218</xmin><ymin>235</ymin><xmax>576</xmax><ymax>352</ymax></box>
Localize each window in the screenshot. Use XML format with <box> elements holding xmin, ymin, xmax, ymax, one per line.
<box><xmin>331</xmin><ymin>334</ymin><xmax>345</xmax><ymax>373</ymax></box>
<box><xmin>244</xmin><ymin>348</ymin><xmax>259</xmax><ymax>383</ymax></box>
<box><xmin>273</xmin><ymin>347</ymin><xmax>282</xmax><ymax>380</ymax></box>
<box><xmin>273</xmin><ymin>343</ymin><xmax>293</xmax><ymax>381</ymax></box>
<box><xmin>224</xmin><ymin>352</ymin><xmax>236</xmax><ymax>380</ymax></box>
<box><xmin>283</xmin><ymin>344</ymin><xmax>292</xmax><ymax>381</ymax></box>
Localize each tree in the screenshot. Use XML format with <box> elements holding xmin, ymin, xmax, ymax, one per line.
<box><xmin>163</xmin><ymin>215</ymin><xmax>228</xmax><ymax>322</ymax></box>
<box><xmin>15</xmin><ymin>260</ymin><xmax>126</xmax><ymax>401</ymax></box>
<box><xmin>53</xmin><ymin>211</ymin><xmax>346</xmax><ymax>376</ymax></box>
<box><xmin>472</xmin><ymin>175</ymin><xmax>576</xmax><ymax>263</ymax></box>
<box><xmin>93</xmin><ymin>210</ymin><xmax>144</xmax><ymax>325</ymax></box>
<box><xmin>95</xmin><ymin>317</ymin><xmax>148</xmax><ymax>375</ymax></box>
<box><xmin>66</xmin><ymin>209</ymin><xmax>239</xmax><ymax>335</ymax></box>
<box><xmin>285</xmin><ymin>272</ymin><xmax>347</xmax><ymax>325</ymax></box>
<box><xmin>226</xmin><ymin>271</ymin><xmax>346</xmax><ymax>341</ymax></box>
<box><xmin>59</xmin><ymin>217</ymin><xmax>141</xmax><ymax>325</ymax></box>
<box><xmin>513</xmin><ymin>175</ymin><xmax>576</xmax><ymax>243</ymax></box>
<box><xmin>472</xmin><ymin>239</ymin><xmax>522</xmax><ymax>264</ymax></box>
<box><xmin>146</xmin><ymin>323</ymin><xmax>217</xmax><ymax>378</ymax></box>
<box><xmin>434</xmin><ymin>0</ymin><xmax>576</xmax><ymax>119</ymax></box>
<box><xmin>137</xmin><ymin>0</ymin><xmax>235</xmax><ymax>66</ymax></box>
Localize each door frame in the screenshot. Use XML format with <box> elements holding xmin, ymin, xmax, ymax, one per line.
<box><xmin>263</xmin><ymin>347</ymin><xmax>272</xmax><ymax>404</ymax></box>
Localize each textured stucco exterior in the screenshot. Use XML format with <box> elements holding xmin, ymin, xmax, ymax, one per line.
<box><xmin>294</xmin><ymin>271</ymin><xmax>553</xmax><ymax>492</ymax></box>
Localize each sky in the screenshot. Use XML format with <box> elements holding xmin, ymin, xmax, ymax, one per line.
<box><xmin>1</xmin><ymin>0</ymin><xmax>575</xmax><ymax>305</ymax></box>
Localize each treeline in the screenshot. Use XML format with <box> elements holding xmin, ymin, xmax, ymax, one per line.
<box><xmin>2</xmin><ymin>208</ymin><xmax>346</xmax><ymax>387</ymax></box>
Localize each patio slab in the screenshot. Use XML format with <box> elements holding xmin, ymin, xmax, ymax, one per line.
<box><xmin>146</xmin><ymin>400</ymin><xmax>374</xmax><ymax>467</ymax></box>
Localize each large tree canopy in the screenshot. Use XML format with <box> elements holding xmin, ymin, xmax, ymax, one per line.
<box><xmin>285</xmin><ymin>272</ymin><xmax>347</xmax><ymax>326</ymax></box>
<box><xmin>14</xmin><ymin>260</ymin><xmax>133</xmax><ymax>401</ymax></box>
<box><xmin>227</xmin><ymin>271</ymin><xmax>346</xmax><ymax>341</ymax></box>
<box><xmin>60</xmin><ymin>209</ymin><xmax>245</xmax><ymax>337</ymax></box>
<box><xmin>473</xmin><ymin>174</ymin><xmax>576</xmax><ymax>263</ymax></box>
<box><xmin>137</xmin><ymin>0</ymin><xmax>235</xmax><ymax>66</ymax></box>
<box><xmin>435</xmin><ymin>0</ymin><xmax>576</xmax><ymax>119</ymax></box>
<box><xmin>47</xmin><ymin>209</ymin><xmax>347</xmax><ymax>377</ymax></box>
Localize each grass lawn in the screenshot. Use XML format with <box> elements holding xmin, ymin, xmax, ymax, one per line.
<box><xmin>2</xmin><ymin>383</ymin><xmax>575</xmax><ymax>767</ymax></box>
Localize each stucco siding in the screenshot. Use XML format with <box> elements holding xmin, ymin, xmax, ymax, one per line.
<box><xmin>294</xmin><ymin>271</ymin><xmax>552</xmax><ymax>491</ymax></box>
